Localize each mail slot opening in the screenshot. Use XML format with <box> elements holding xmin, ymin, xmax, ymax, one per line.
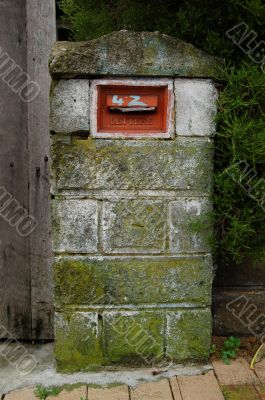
<box><xmin>91</xmin><ymin>80</ymin><xmax>173</xmax><ymax>138</ymax></box>
<box><xmin>109</xmin><ymin>107</ymin><xmax>157</xmax><ymax>113</ymax></box>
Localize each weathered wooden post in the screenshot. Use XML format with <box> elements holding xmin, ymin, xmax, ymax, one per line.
<box><xmin>49</xmin><ymin>31</ymin><xmax>219</xmax><ymax>371</ymax></box>
<box><xmin>0</xmin><ymin>0</ymin><xmax>55</xmax><ymax>340</ymax></box>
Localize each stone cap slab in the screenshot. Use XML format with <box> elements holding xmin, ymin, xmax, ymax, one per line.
<box><xmin>49</xmin><ymin>30</ymin><xmax>221</xmax><ymax>79</ymax></box>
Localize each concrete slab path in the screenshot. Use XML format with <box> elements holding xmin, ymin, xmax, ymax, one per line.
<box><xmin>1</xmin><ymin>344</ymin><xmax>265</xmax><ymax>399</ymax></box>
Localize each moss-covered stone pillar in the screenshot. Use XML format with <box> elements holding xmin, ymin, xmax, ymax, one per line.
<box><xmin>49</xmin><ymin>31</ymin><xmax>220</xmax><ymax>372</ymax></box>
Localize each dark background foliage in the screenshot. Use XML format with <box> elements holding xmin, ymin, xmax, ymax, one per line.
<box><xmin>58</xmin><ymin>0</ymin><xmax>265</xmax><ymax>267</ymax></box>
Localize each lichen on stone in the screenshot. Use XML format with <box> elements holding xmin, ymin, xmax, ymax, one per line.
<box><xmin>49</xmin><ymin>31</ymin><xmax>222</xmax><ymax>79</ymax></box>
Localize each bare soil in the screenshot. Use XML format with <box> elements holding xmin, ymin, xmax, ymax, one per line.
<box><xmin>211</xmin><ymin>335</ymin><xmax>261</xmax><ymax>362</ymax></box>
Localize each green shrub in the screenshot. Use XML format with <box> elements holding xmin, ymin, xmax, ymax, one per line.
<box><xmin>215</xmin><ymin>62</ymin><xmax>265</xmax><ymax>264</ymax></box>
<box><xmin>34</xmin><ymin>385</ymin><xmax>61</xmax><ymax>399</ymax></box>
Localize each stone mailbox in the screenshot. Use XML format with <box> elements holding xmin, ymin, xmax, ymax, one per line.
<box><xmin>91</xmin><ymin>79</ymin><xmax>173</xmax><ymax>138</ymax></box>
<box><xmin>49</xmin><ymin>31</ymin><xmax>219</xmax><ymax>372</ymax></box>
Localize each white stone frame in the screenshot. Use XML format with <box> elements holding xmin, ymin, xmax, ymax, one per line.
<box><xmin>90</xmin><ymin>78</ymin><xmax>174</xmax><ymax>139</ymax></box>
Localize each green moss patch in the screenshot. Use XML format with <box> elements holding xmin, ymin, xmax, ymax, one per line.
<box><xmin>53</xmin><ymin>256</ymin><xmax>212</xmax><ymax>307</ymax></box>
<box><xmin>222</xmin><ymin>385</ymin><xmax>260</xmax><ymax>400</ymax></box>
<box><xmin>51</xmin><ymin>136</ymin><xmax>213</xmax><ymax>193</ymax></box>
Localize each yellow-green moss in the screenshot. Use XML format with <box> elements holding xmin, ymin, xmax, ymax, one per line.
<box><xmin>222</xmin><ymin>385</ymin><xmax>260</xmax><ymax>400</ymax></box>
<box><xmin>51</xmin><ymin>136</ymin><xmax>213</xmax><ymax>192</ymax></box>
<box><xmin>55</xmin><ymin>312</ymin><xmax>104</xmax><ymax>372</ymax></box>
<box><xmin>53</xmin><ymin>256</ymin><xmax>212</xmax><ymax>307</ymax></box>
<box><xmin>167</xmin><ymin>308</ymin><xmax>212</xmax><ymax>362</ymax></box>
<box><xmin>103</xmin><ymin>311</ymin><xmax>164</xmax><ymax>365</ymax></box>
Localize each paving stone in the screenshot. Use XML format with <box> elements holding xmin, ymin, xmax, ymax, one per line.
<box><xmin>52</xmin><ymin>199</ymin><xmax>98</xmax><ymax>253</ymax></box>
<box><xmin>255</xmin><ymin>358</ymin><xmax>265</xmax><ymax>384</ymax></box>
<box><xmin>222</xmin><ymin>384</ymin><xmax>260</xmax><ymax>400</ymax></box>
<box><xmin>177</xmin><ymin>371</ymin><xmax>224</xmax><ymax>400</ymax></box>
<box><xmin>50</xmin><ymin>79</ymin><xmax>90</xmax><ymax>133</ymax></box>
<box><xmin>130</xmin><ymin>379</ymin><xmax>173</xmax><ymax>399</ymax></box>
<box><xmin>168</xmin><ymin>378</ymin><xmax>182</xmax><ymax>400</ymax></box>
<box><xmin>86</xmin><ymin>385</ymin><xmax>129</xmax><ymax>400</ymax></box>
<box><xmin>213</xmin><ymin>358</ymin><xmax>259</xmax><ymax>386</ymax></box>
<box><xmin>5</xmin><ymin>387</ymin><xmax>38</xmax><ymax>400</ymax></box>
<box><xmin>47</xmin><ymin>385</ymin><xmax>87</xmax><ymax>399</ymax></box>
<box><xmin>257</xmin><ymin>385</ymin><xmax>265</xmax><ymax>399</ymax></box>
<box><xmin>175</xmin><ymin>79</ymin><xmax>217</xmax><ymax>136</ymax></box>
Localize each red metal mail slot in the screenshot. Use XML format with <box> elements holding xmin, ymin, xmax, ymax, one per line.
<box><xmin>97</xmin><ymin>85</ymin><xmax>169</xmax><ymax>136</ymax></box>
